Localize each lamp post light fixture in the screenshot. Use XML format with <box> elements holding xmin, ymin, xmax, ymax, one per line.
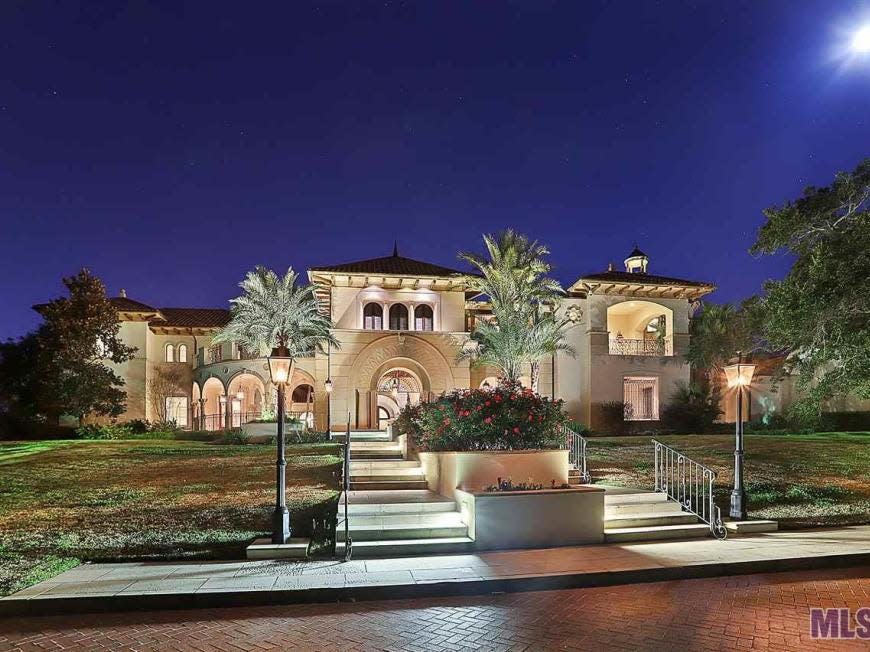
<box><xmin>724</xmin><ymin>352</ymin><xmax>756</xmax><ymax>521</ymax></box>
<box><xmin>267</xmin><ymin>346</ymin><xmax>295</xmax><ymax>545</ymax></box>
<box><xmin>324</xmin><ymin>377</ymin><xmax>333</xmax><ymax>433</ymax></box>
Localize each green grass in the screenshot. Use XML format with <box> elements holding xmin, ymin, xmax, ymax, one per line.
<box><xmin>0</xmin><ymin>440</ymin><xmax>80</xmax><ymax>464</ymax></box>
<box><xmin>588</xmin><ymin>432</ymin><xmax>870</xmax><ymax>528</ymax></box>
<box><xmin>0</xmin><ymin>438</ymin><xmax>341</xmax><ymax>596</ymax></box>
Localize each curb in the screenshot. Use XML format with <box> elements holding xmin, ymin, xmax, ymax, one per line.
<box><xmin>2</xmin><ymin>552</ymin><xmax>869</xmax><ymax>618</ymax></box>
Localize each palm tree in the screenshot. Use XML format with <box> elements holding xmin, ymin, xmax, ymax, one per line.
<box><xmin>459</xmin><ymin>231</ymin><xmax>574</xmax><ymax>391</ymax></box>
<box><xmin>525</xmin><ymin>312</ymin><xmax>577</xmax><ymax>392</ymax></box>
<box><xmin>214</xmin><ymin>266</ymin><xmax>338</xmax><ymax>360</ymax></box>
<box><xmin>686</xmin><ymin>301</ymin><xmax>754</xmax><ymax>385</ymax></box>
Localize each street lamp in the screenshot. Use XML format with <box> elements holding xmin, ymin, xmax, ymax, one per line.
<box><xmin>324</xmin><ymin>377</ymin><xmax>333</xmax><ymax>433</ymax></box>
<box><xmin>724</xmin><ymin>353</ymin><xmax>756</xmax><ymax>520</ymax></box>
<box><xmin>267</xmin><ymin>346</ymin><xmax>295</xmax><ymax>545</ymax></box>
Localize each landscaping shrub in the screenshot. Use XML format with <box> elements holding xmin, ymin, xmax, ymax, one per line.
<box><xmin>818</xmin><ymin>411</ymin><xmax>870</xmax><ymax>432</ymax></box>
<box><xmin>395</xmin><ymin>380</ymin><xmax>569</xmax><ymax>452</ymax></box>
<box><xmin>74</xmin><ymin>423</ymin><xmax>133</xmax><ymax>440</ymax></box>
<box><xmin>216</xmin><ymin>429</ymin><xmax>247</xmax><ymax>445</ymax></box>
<box><xmin>660</xmin><ymin>381</ymin><xmax>722</xmax><ymax>434</ymax></box>
<box><xmin>124</xmin><ymin>419</ymin><xmax>152</xmax><ymax>434</ymax></box>
<box><xmin>287</xmin><ymin>430</ymin><xmax>329</xmax><ymax>444</ymax></box>
<box><xmin>591</xmin><ymin>401</ymin><xmax>629</xmax><ymax>435</ymax></box>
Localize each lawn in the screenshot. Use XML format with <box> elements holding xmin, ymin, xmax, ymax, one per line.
<box><xmin>0</xmin><ymin>439</ymin><xmax>341</xmax><ymax>597</ymax></box>
<box><xmin>587</xmin><ymin>432</ymin><xmax>870</xmax><ymax>528</ymax></box>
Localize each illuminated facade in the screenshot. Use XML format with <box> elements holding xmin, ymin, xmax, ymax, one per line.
<box><xmin>89</xmin><ymin>246</ymin><xmax>717</xmax><ymax>431</ymax></box>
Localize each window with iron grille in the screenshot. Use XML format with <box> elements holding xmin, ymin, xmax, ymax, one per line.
<box><xmin>623</xmin><ymin>377</ymin><xmax>659</xmax><ymax>420</ymax></box>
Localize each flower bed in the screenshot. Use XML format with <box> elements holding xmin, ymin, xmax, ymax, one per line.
<box><xmin>395</xmin><ymin>381</ymin><xmax>570</xmax><ymax>451</ymax></box>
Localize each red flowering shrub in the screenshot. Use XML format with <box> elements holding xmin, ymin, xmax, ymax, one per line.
<box><xmin>394</xmin><ymin>380</ymin><xmax>570</xmax><ymax>451</ymax></box>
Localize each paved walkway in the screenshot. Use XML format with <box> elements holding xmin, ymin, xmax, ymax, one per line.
<box><xmin>3</xmin><ymin>526</ymin><xmax>870</xmax><ymax>616</ymax></box>
<box><xmin>2</xmin><ymin>566</ymin><xmax>868</xmax><ymax>651</ymax></box>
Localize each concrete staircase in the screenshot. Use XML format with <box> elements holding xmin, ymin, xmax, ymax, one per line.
<box><xmin>336</xmin><ymin>431</ymin><xmax>473</xmax><ymax>557</ymax></box>
<box><xmin>603</xmin><ymin>490</ymin><xmax>712</xmax><ymax>542</ymax></box>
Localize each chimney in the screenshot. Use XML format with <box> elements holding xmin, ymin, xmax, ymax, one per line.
<box><xmin>607</xmin><ymin>262</ymin><xmax>614</xmax><ymax>272</ymax></box>
<box><xmin>119</xmin><ymin>289</ymin><xmax>127</xmax><ymax>298</ymax></box>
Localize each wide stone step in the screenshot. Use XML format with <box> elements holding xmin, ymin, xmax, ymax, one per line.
<box><xmin>350</xmin><ymin>460</ymin><xmax>420</xmax><ymax>470</ymax></box>
<box><xmin>350</xmin><ymin>441</ymin><xmax>402</xmax><ymax>449</ymax></box>
<box><xmin>604</xmin><ymin>492</ymin><xmax>670</xmax><ymax>506</ymax></box>
<box><xmin>342</xmin><ymin>511</ymin><xmax>466</xmax><ymax>528</ymax></box>
<box><xmin>604</xmin><ymin>523</ymin><xmax>711</xmax><ymax>542</ymax></box>
<box><xmin>350</xmin><ymin>470</ymin><xmax>425</xmax><ymax>482</ymax></box>
<box><xmin>335</xmin><ymin>536</ymin><xmax>474</xmax><ymax>557</ymax></box>
<box><xmin>344</xmin><ymin>490</ymin><xmax>456</xmax><ymax>515</ymax></box>
<box><xmin>332</xmin><ymin>432</ymin><xmax>392</xmax><ymax>442</ymax></box>
<box><xmin>337</xmin><ymin>518</ymin><xmax>467</xmax><ymax>542</ymax></box>
<box><xmin>604</xmin><ymin>500</ymin><xmax>685</xmax><ymax>516</ymax></box>
<box><xmin>350</xmin><ymin>451</ymin><xmax>405</xmax><ymax>460</ymax></box>
<box><xmin>349</xmin><ymin>480</ymin><xmax>430</xmax><ymax>491</ymax></box>
<box><xmin>604</xmin><ymin>512</ymin><xmax>698</xmax><ymax>529</ymax></box>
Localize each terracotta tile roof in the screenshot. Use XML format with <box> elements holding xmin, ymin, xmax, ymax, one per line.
<box><xmin>110</xmin><ymin>296</ymin><xmax>160</xmax><ymax>312</ymax></box>
<box><xmin>154</xmin><ymin>307</ymin><xmax>231</xmax><ymax>328</ymax></box>
<box><xmin>578</xmin><ymin>270</ymin><xmax>713</xmax><ymax>288</ymax></box>
<box><xmin>310</xmin><ymin>253</ymin><xmax>468</xmax><ymax>277</ymax></box>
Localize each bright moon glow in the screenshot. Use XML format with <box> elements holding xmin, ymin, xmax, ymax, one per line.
<box><xmin>853</xmin><ymin>26</ymin><xmax>870</xmax><ymax>53</ymax></box>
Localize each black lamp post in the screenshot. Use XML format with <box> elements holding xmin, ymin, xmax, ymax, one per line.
<box><xmin>267</xmin><ymin>345</ymin><xmax>294</xmax><ymax>544</ymax></box>
<box><xmin>324</xmin><ymin>377</ymin><xmax>333</xmax><ymax>433</ymax></box>
<box><xmin>724</xmin><ymin>352</ymin><xmax>756</xmax><ymax>520</ymax></box>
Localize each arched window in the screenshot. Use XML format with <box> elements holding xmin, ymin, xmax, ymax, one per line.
<box><xmin>389</xmin><ymin>304</ymin><xmax>409</xmax><ymax>330</ymax></box>
<box><xmin>363</xmin><ymin>303</ymin><xmax>383</xmax><ymax>330</ymax></box>
<box><xmin>414</xmin><ymin>304</ymin><xmax>434</xmax><ymax>331</ymax></box>
<box><xmin>291</xmin><ymin>384</ymin><xmax>314</xmax><ymax>403</ymax></box>
<box><xmin>165</xmin><ymin>343</ymin><xmax>175</xmax><ymax>363</ymax></box>
<box><xmin>177</xmin><ymin>344</ymin><xmax>188</xmax><ymax>363</ymax></box>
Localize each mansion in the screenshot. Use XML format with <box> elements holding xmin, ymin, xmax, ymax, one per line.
<box><xmin>83</xmin><ymin>247</ymin><xmax>721</xmax><ymax>432</ymax></box>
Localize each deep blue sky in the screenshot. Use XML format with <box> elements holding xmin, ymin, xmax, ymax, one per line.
<box><xmin>2</xmin><ymin>1</ymin><xmax>868</xmax><ymax>339</ymax></box>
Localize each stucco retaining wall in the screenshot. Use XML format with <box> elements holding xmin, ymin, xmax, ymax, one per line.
<box><xmin>418</xmin><ymin>449</ymin><xmax>569</xmax><ymax>498</ymax></box>
<box><xmin>456</xmin><ymin>487</ymin><xmax>605</xmax><ymax>550</ymax></box>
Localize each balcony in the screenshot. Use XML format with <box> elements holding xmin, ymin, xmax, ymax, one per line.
<box><xmin>609</xmin><ymin>337</ymin><xmax>673</xmax><ymax>357</ymax></box>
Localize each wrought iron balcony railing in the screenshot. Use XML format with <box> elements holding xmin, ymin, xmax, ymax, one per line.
<box><xmin>608</xmin><ymin>337</ymin><xmax>673</xmax><ymax>356</ymax></box>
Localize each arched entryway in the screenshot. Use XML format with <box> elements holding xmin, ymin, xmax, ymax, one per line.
<box><xmin>345</xmin><ymin>335</ymin><xmax>455</xmax><ymax>429</ymax></box>
<box><xmin>227</xmin><ymin>372</ymin><xmax>266</xmax><ymax>427</ymax></box>
<box><xmin>201</xmin><ymin>376</ymin><xmax>226</xmax><ymax>430</ymax></box>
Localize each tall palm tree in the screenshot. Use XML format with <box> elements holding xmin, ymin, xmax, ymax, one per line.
<box><xmin>459</xmin><ymin>231</ymin><xmax>574</xmax><ymax>390</ymax></box>
<box><xmin>214</xmin><ymin>266</ymin><xmax>339</xmax><ymax>360</ymax></box>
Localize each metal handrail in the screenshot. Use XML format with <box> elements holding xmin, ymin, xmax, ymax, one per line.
<box><xmin>652</xmin><ymin>439</ymin><xmax>726</xmax><ymax>539</ymax></box>
<box><xmin>561</xmin><ymin>425</ymin><xmax>591</xmax><ymax>484</ymax></box>
<box><xmin>342</xmin><ymin>413</ymin><xmax>352</xmax><ymax>561</ymax></box>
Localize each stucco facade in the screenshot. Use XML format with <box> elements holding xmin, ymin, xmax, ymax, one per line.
<box><xmin>97</xmin><ymin>247</ymin><xmax>717</xmax><ymax>431</ymax></box>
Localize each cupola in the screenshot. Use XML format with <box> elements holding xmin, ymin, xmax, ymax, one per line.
<box><xmin>623</xmin><ymin>246</ymin><xmax>649</xmax><ymax>274</ymax></box>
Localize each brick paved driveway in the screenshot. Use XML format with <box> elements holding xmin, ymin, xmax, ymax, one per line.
<box><xmin>1</xmin><ymin>567</ymin><xmax>868</xmax><ymax>651</ymax></box>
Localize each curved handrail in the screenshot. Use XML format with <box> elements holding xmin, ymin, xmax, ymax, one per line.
<box><xmin>561</xmin><ymin>425</ymin><xmax>591</xmax><ymax>484</ymax></box>
<box><xmin>652</xmin><ymin>439</ymin><xmax>726</xmax><ymax>540</ymax></box>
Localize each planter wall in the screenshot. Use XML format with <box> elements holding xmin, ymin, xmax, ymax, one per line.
<box><xmin>456</xmin><ymin>487</ymin><xmax>605</xmax><ymax>550</ymax></box>
<box><xmin>418</xmin><ymin>449</ymin><xmax>569</xmax><ymax>499</ymax></box>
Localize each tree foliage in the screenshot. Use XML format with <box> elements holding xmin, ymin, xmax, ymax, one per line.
<box><xmin>752</xmin><ymin>158</ymin><xmax>870</xmax><ymax>415</ymax></box>
<box><xmin>660</xmin><ymin>381</ymin><xmax>722</xmax><ymax>434</ymax></box>
<box><xmin>686</xmin><ymin>300</ymin><xmax>759</xmax><ymax>382</ymax></box>
<box><xmin>39</xmin><ymin>269</ymin><xmax>136</xmax><ymax>424</ymax></box>
<box><xmin>459</xmin><ymin>230</ymin><xmax>575</xmax><ymax>389</ymax></box>
<box><xmin>0</xmin><ymin>269</ymin><xmax>136</xmax><ymax>427</ymax></box>
<box><xmin>214</xmin><ymin>266</ymin><xmax>339</xmax><ymax>358</ymax></box>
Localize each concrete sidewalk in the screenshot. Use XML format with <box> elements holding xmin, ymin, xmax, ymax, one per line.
<box><xmin>3</xmin><ymin>526</ymin><xmax>869</xmax><ymax>616</ymax></box>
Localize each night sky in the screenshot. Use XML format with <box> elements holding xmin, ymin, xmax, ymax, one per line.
<box><xmin>2</xmin><ymin>1</ymin><xmax>868</xmax><ymax>340</ymax></box>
